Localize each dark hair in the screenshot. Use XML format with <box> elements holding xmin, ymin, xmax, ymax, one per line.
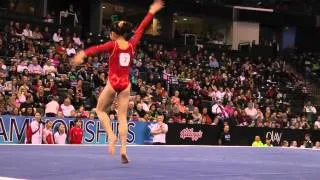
<box><xmin>110</xmin><ymin>21</ymin><xmax>133</xmax><ymax>37</ymax></box>
<box><xmin>157</xmin><ymin>113</ymin><xmax>164</xmax><ymax>116</ymax></box>
<box><xmin>74</xmin><ymin>118</ymin><xmax>81</xmax><ymax>123</ymax></box>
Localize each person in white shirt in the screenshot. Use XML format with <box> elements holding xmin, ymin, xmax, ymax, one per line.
<box><xmin>150</xmin><ymin>114</ymin><xmax>168</xmax><ymax>144</ymax></box>
<box><xmin>54</xmin><ymin>123</ymin><xmax>67</xmax><ymax>144</ymax></box>
<box><xmin>28</xmin><ymin>57</ymin><xmax>43</xmax><ymax>75</ymax></box>
<box><xmin>314</xmin><ymin>116</ymin><xmax>320</xmax><ymax>130</ymax></box>
<box><xmin>53</xmin><ymin>28</ymin><xmax>63</xmax><ymax>42</ymax></box>
<box><xmin>211</xmin><ymin>100</ymin><xmax>228</xmax><ymax>118</ymax></box>
<box><xmin>313</xmin><ymin>141</ymin><xmax>320</xmax><ymax>150</ymax></box>
<box><xmin>31</xmin><ymin>112</ymin><xmax>44</xmax><ymax>144</ymax></box>
<box><xmin>60</xmin><ymin>97</ymin><xmax>75</xmax><ymax>117</ymax></box>
<box><xmin>22</xmin><ymin>24</ymin><xmax>33</xmax><ymax>38</ymax></box>
<box><xmin>245</xmin><ymin>102</ymin><xmax>258</xmax><ymax>120</ymax></box>
<box><xmin>43</xmin><ymin>59</ymin><xmax>57</xmax><ymax>76</ymax></box>
<box><xmin>17</xmin><ymin>60</ymin><xmax>28</xmax><ymax>73</ymax></box>
<box><xmin>66</xmin><ymin>43</ymin><xmax>76</xmax><ymax>56</ymax></box>
<box><xmin>290</xmin><ymin>141</ymin><xmax>298</xmax><ymax>148</ymax></box>
<box><xmin>215</xmin><ymin>87</ymin><xmax>225</xmax><ymax>101</ymax></box>
<box><xmin>73</xmin><ymin>33</ymin><xmax>82</xmax><ymax>46</ymax></box>
<box><xmin>0</xmin><ymin>59</ymin><xmax>6</xmax><ymax>71</ymax></box>
<box><xmin>45</xmin><ymin>96</ymin><xmax>60</xmax><ymax>117</ymax></box>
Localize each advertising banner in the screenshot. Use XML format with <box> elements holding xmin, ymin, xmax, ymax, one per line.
<box><xmin>166</xmin><ymin>124</ymin><xmax>220</xmax><ymax>145</ymax></box>
<box><xmin>0</xmin><ymin>116</ymin><xmax>152</xmax><ymax>144</ymax></box>
<box><xmin>231</xmin><ymin>127</ymin><xmax>320</xmax><ymax>146</ymax></box>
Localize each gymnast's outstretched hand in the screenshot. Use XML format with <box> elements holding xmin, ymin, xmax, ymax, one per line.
<box><xmin>149</xmin><ymin>0</ymin><xmax>165</xmax><ymax>15</ymax></box>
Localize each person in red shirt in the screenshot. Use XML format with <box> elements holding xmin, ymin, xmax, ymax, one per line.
<box><xmin>69</xmin><ymin>118</ymin><xmax>83</xmax><ymax>144</ymax></box>
<box><xmin>71</xmin><ymin>0</ymin><xmax>164</xmax><ymax>164</ymax></box>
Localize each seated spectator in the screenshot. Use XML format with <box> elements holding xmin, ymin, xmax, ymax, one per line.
<box><xmin>211</xmin><ymin>100</ymin><xmax>228</xmax><ymax>118</ymax></box>
<box><xmin>43</xmin><ymin>120</ymin><xmax>54</xmax><ymax>144</ymax></box>
<box><xmin>136</xmin><ymin>103</ymin><xmax>146</xmax><ymax>120</ymax></box>
<box><xmin>57</xmin><ymin>74</ymin><xmax>70</xmax><ymax>89</ymax></box>
<box><xmin>301</xmin><ymin>116</ymin><xmax>311</xmax><ymax>130</ymax></box>
<box><xmin>78</xmin><ymin>105</ymin><xmax>89</xmax><ymax>118</ymax></box>
<box><xmin>44</xmin><ymin>78</ymin><xmax>57</xmax><ymax>95</ymax></box>
<box><xmin>69</xmin><ymin>118</ymin><xmax>83</xmax><ymax>144</ymax></box>
<box><xmin>33</xmin><ymin>86</ymin><xmax>47</xmax><ymax>108</ymax></box>
<box><xmin>56</xmin><ymin>41</ymin><xmax>66</xmax><ymax>55</ymax></box>
<box><xmin>17</xmin><ymin>61</ymin><xmax>28</xmax><ymax>73</ymax></box>
<box><xmin>130</xmin><ymin>113</ymin><xmax>140</xmax><ymax>121</ymax></box>
<box><xmin>53</xmin><ymin>28</ymin><xmax>63</xmax><ymax>43</ymax></box>
<box><xmin>313</xmin><ymin>141</ymin><xmax>320</xmax><ymax>150</ymax></box>
<box><xmin>172</xmin><ymin>105</ymin><xmax>183</xmax><ymax>123</ymax></box>
<box><xmin>70</xmin><ymin>109</ymin><xmax>77</xmax><ymax>118</ymax></box>
<box><xmin>224</xmin><ymin>101</ymin><xmax>234</xmax><ymax>118</ymax></box>
<box><xmin>282</xmin><ymin>140</ymin><xmax>289</xmax><ymax>147</ymax></box>
<box><xmin>54</xmin><ymin>123</ymin><xmax>67</xmax><ymax>144</ymax></box>
<box><xmin>66</xmin><ymin>43</ymin><xmax>76</xmax><ymax>56</ymax></box>
<box><xmin>22</xmin><ymin>24</ymin><xmax>33</xmax><ymax>38</ymax></box>
<box><xmin>301</xmin><ymin>134</ymin><xmax>313</xmax><ymax>148</ymax></box>
<box><xmin>314</xmin><ymin>116</ymin><xmax>320</xmax><ymax>130</ymax></box>
<box><xmin>209</xmin><ymin>55</ymin><xmax>219</xmax><ymax>68</ymax></box>
<box><xmin>264</xmin><ymin>138</ymin><xmax>273</xmax><ymax>147</ymax></box>
<box><xmin>148</xmin><ymin>104</ymin><xmax>158</xmax><ymax>122</ymax></box>
<box><xmin>171</xmin><ymin>90</ymin><xmax>181</xmax><ymax>106</ymax></box>
<box><xmin>252</xmin><ymin>136</ymin><xmax>264</xmax><ymax>147</ymax></box>
<box><xmin>72</xmin><ymin>33</ymin><xmax>82</xmax><ymax>46</ymax></box>
<box><xmin>150</xmin><ymin>114</ymin><xmax>168</xmax><ymax>145</ymax></box>
<box><xmin>28</xmin><ymin>57</ymin><xmax>43</xmax><ymax>75</ymax></box>
<box><xmin>0</xmin><ymin>78</ymin><xmax>4</xmax><ymax>94</ymax></box>
<box><xmin>61</xmin><ymin>97</ymin><xmax>75</xmax><ymax>117</ymax></box>
<box><xmin>178</xmin><ymin>100</ymin><xmax>186</xmax><ymax>113</ymax></box>
<box><xmin>33</xmin><ymin>79</ymin><xmax>43</xmax><ymax>93</ymax></box>
<box><xmin>201</xmin><ymin>107</ymin><xmax>212</xmax><ymax>125</ymax></box>
<box><xmin>186</xmin><ymin>99</ymin><xmax>195</xmax><ymax>112</ymax></box>
<box><xmin>192</xmin><ymin>107</ymin><xmax>202</xmax><ymax>124</ymax></box>
<box><xmin>245</xmin><ymin>102</ymin><xmax>258</xmax><ymax>120</ymax></box>
<box><xmin>43</xmin><ymin>59</ymin><xmax>57</xmax><ymax>76</ymax></box>
<box><xmin>89</xmin><ymin>112</ymin><xmax>96</xmax><ymax>120</ymax></box>
<box><xmin>14</xmin><ymin>22</ymin><xmax>23</xmax><ymax>36</ymax></box>
<box><xmin>0</xmin><ymin>59</ymin><xmax>6</xmax><ymax>71</ymax></box>
<box><xmin>290</xmin><ymin>141</ymin><xmax>298</xmax><ymax>148</ymax></box>
<box><xmin>57</xmin><ymin>111</ymin><xmax>64</xmax><ymax>119</ymax></box>
<box><xmin>32</xmin><ymin>26</ymin><xmax>43</xmax><ymax>40</ymax></box>
<box><xmin>43</xmin><ymin>26</ymin><xmax>52</xmax><ymax>41</ymax></box>
<box><xmin>127</xmin><ymin>101</ymin><xmax>135</xmax><ymax>117</ymax></box>
<box><xmin>215</xmin><ymin>87</ymin><xmax>225</xmax><ymax>102</ymax></box>
<box><xmin>44</xmin><ymin>14</ymin><xmax>54</xmax><ymax>23</ymax></box>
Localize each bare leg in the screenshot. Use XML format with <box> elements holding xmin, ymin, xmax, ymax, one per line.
<box><xmin>96</xmin><ymin>83</ymin><xmax>117</xmax><ymax>156</ymax></box>
<box><xmin>117</xmin><ymin>84</ymin><xmax>131</xmax><ymax>163</ymax></box>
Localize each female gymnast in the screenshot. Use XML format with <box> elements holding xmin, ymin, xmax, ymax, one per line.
<box><xmin>71</xmin><ymin>0</ymin><xmax>164</xmax><ymax>164</ymax></box>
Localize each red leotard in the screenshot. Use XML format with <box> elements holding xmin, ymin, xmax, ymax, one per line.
<box><xmin>84</xmin><ymin>13</ymin><xmax>154</xmax><ymax>92</ymax></box>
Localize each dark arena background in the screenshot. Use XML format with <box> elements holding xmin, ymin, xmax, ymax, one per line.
<box><xmin>0</xmin><ymin>0</ymin><xmax>320</xmax><ymax>179</ymax></box>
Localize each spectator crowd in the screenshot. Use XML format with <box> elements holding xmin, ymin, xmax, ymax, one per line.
<box><xmin>0</xmin><ymin>18</ymin><xmax>320</xmax><ymax>136</ymax></box>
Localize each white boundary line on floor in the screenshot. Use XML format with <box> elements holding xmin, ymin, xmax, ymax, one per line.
<box><xmin>0</xmin><ymin>177</ymin><xmax>26</xmax><ymax>180</ymax></box>
<box><xmin>0</xmin><ymin>144</ymin><xmax>319</xmax><ymax>151</ymax></box>
<box><xmin>0</xmin><ymin>144</ymin><xmax>245</xmax><ymax>147</ymax></box>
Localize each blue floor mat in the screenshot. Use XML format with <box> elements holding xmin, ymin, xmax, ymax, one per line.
<box><xmin>0</xmin><ymin>145</ymin><xmax>319</xmax><ymax>180</ymax></box>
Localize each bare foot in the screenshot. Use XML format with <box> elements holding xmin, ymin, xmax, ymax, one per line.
<box><xmin>108</xmin><ymin>136</ymin><xmax>117</xmax><ymax>156</ymax></box>
<box><xmin>121</xmin><ymin>154</ymin><xmax>130</xmax><ymax>164</ymax></box>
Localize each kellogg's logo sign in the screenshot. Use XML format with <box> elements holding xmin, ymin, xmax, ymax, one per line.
<box><xmin>180</xmin><ymin>128</ymin><xmax>203</xmax><ymax>141</ymax></box>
